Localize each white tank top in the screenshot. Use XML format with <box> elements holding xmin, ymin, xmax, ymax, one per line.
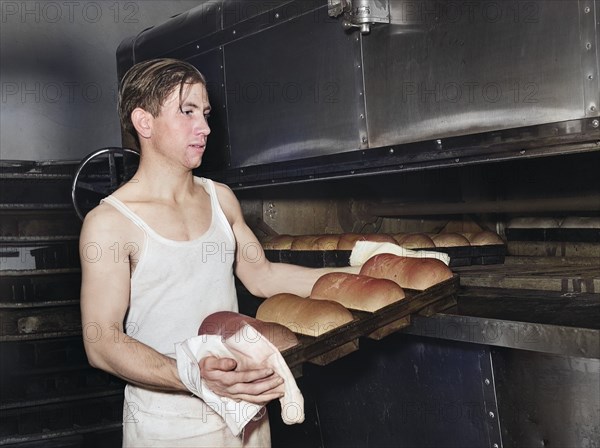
<box><xmin>101</xmin><ymin>177</ymin><xmax>238</xmax><ymax>356</ymax></box>
<box><xmin>101</xmin><ymin>178</ymin><xmax>270</xmax><ymax>446</ymax></box>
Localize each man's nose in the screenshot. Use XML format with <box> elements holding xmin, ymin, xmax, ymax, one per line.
<box><xmin>195</xmin><ymin>116</ymin><xmax>211</xmax><ymax>135</ymax></box>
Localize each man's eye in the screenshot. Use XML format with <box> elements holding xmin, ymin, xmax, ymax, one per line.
<box><xmin>183</xmin><ymin>110</ymin><xmax>193</xmax><ymax>115</ymax></box>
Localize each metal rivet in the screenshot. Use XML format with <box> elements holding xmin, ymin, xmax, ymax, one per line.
<box><xmin>586</xmin><ymin>42</ymin><xmax>592</xmax><ymax>50</ymax></box>
<box><xmin>233</xmin><ymin>30</ymin><xmax>237</xmax><ymax>35</ymax></box>
<box><xmin>196</xmin><ymin>45</ymin><xmax>200</xmax><ymax>49</ymax></box>
<box><xmin>436</xmin><ymin>139</ymin><xmax>442</xmax><ymax>145</ymax></box>
<box><xmin>389</xmin><ymin>148</ymin><xmax>394</xmax><ymax>154</ymax></box>
<box><xmin>591</xmin><ymin>105</ymin><xmax>597</xmax><ymax>112</ymax></box>
<box><xmin>520</xmin><ymin>150</ymin><xmax>526</xmax><ymax>155</ymax></box>
<box><xmin>592</xmin><ymin>119</ymin><xmax>599</xmax><ymax>128</ymax></box>
<box><xmin>493</xmin><ymin>444</ymin><xmax>499</xmax><ymax>448</ymax></box>
<box><xmin>357</xmin><ymin>64</ymin><xmax>361</xmax><ymax>69</ymax></box>
<box><xmin>350</xmin><ymin>170</ymin><xmax>355</xmax><ymax>174</ymax></box>
<box><xmin>455</xmin><ymin>158</ymin><xmax>460</xmax><ymax>162</ymax></box>
<box><xmin>589</xmin><ymin>75</ymin><xmax>594</xmax><ymax>80</ymax></box>
<box><xmin>359</xmin><ymin>92</ymin><xmax>364</xmax><ymax>96</ymax></box>
<box><xmin>274</xmin><ymin>13</ymin><xmax>280</xmax><ymax>19</ymax></box>
<box><xmin>489</xmin><ymin>411</ymin><xmax>495</xmax><ymax>418</ymax></box>
<box><xmin>584</xmin><ymin>6</ymin><xmax>591</xmax><ymax>13</ymax></box>
<box><xmin>240</xmin><ymin>169</ymin><xmax>244</xmax><ymax>173</ymax></box>
<box><xmin>484</xmin><ymin>378</ymin><xmax>491</xmax><ymax>385</ymax></box>
<box><xmin>360</xmin><ymin>114</ymin><xmax>364</xmax><ymax>119</ymax></box>
<box><xmin>362</xmin><ymin>136</ymin><xmax>368</xmax><ymax>143</ymax></box>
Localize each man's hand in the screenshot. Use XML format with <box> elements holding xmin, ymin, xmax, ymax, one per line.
<box><xmin>199</xmin><ymin>356</ymin><xmax>285</xmax><ymax>405</ymax></box>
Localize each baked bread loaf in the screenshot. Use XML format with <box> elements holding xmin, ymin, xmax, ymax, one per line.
<box><xmin>337</xmin><ymin>233</ymin><xmax>398</xmax><ymax>250</ymax></box>
<box><xmin>337</xmin><ymin>233</ymin><xmax>363</xmax><ymax>250</ymax></box>
<box><xmin>290</xmin><ymin>235</ymin><xmax>320</xmax><ymax>250</ymax></box>
<box><xmin>467</xmin><ymin>231</ymin><xmax>504</xmax><ymax>246</ymax></box>
<box><xmin>198</xmin><ymin>311</ymin><xmax>299</xmax><ymax>351</ymax></box>
<box><xmin>395</xmin><ymin>233</ymin><xmax>436</xmax><ymax>249</ymax></box>
<box><xmin>313</xmin><ymin>235</ymin><xmax>341</xmax><ymax>250</ymax></box>
<box><xmin>432</xmin><ymin>233</ymin><xmax>470</xmax><ymax>247</ymax></box>
<box><xmin>359</xmin><ymin>253</ymin><xmax>453</xmax><ymax>290</ymax></box>
<box><xmin>311</xmin><ymin>272</ymin><xmax>405</xmax><ymax>312</ymax></box>
<box><xmin>256</xmin><ymin>293</ymin><xmax>353</xmax><ymax>337</ymax></box>
<box><xmin>263</xmin><ymin>235</ymin><xmax>295</xmax><ymax>250</ymax></box>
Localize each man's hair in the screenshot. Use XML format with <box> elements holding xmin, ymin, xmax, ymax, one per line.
<box><xmin>118</xmin><ymin>58</ymin><xmax>207</xmax><ymax>142</ymax></box>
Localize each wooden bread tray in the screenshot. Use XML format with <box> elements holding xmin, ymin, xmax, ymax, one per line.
<box><xmin>265</xmin><ymin>246</ymin><xmax>505</xmax><ymax>268</ymax></box>
<box><xmin>280</xmin><ymin>275</ymin><xmax>458</xmax><ymax>377</ymax></box>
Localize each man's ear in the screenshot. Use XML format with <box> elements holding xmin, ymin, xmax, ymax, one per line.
<box><xmin>131</xmin><ymin>108</ymin><xmax>153</xmax><ymax>139</ymax></box>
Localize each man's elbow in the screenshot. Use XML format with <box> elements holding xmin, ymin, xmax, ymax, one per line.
<box><xmin>244</xmin><ymin>282</ymin><xmax>268</xmax><ymax>299</ymax></box>
<box><xmin>237</xmin><ymin>264</ymin><xmax>273</xmax><ymax>298</ymax></box>
<box><xmin>83</xmin><ymin>338</ymin><xmax>106</xmax><ymax>370</ymax></box>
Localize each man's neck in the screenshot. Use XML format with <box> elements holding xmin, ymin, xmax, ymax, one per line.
<box><xmin>130</xmin><ymin>155</ymin><xmax>197</xmax><ymax>203</ymax></box>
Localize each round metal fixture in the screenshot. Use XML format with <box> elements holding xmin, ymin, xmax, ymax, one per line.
<box><xmin>71</xmin><ymin>147</ymin><xmax>140</xmax><ymax>220</ymax></box>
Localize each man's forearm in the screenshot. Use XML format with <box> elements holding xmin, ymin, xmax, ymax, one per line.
<box><xmin>85</xmin><ymin>327</ymin><xmax>186</xmax><ymax>393</ymax></box>
<box><xmin>252</xmin><ymin>263</ymin><xmax>361</xmax><ymax>298</ymax></box>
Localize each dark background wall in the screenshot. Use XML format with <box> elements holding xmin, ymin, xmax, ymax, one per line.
<box><xmin>1</xmin><ymin>0</ymin><xmax>203</xmax><ymax>161</ymax></box>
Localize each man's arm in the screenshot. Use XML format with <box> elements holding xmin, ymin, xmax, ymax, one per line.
<box><xmin>80</xmin><ymin>205</ymin><xmax>186</xmax><ymax>391</ymax></box>
<box><xmin>215</xmin><ymin>183</ymin><xmax>360</xmax><ymax>299</ymax></box>
<box><xmin>79</xmin><ymin>205</ymin><xmax>283</xmax><ymax>403</ymax></box>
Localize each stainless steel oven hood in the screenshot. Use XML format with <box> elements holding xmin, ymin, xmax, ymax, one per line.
<box><xmin>117</xmin><ymin>0</ymin><xmax>600</xmax><ymax>188</ymax></box>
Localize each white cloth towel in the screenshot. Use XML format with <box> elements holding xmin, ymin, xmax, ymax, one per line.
<box><xmin>349</xmin><ymin>241</ymin><xmax>451</xmax><ymax>266</ymax></box>
<box><xmin>175</xmin><ymin>325</ymin><xmax>304</xmax><ymax>437</ymax></box>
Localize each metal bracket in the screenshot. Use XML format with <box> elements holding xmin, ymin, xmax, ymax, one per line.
<box><xmin>328</xmin><ymin>0</ymin><xmax>390</xmax><ymax>34</ymax></box>
<box><xmin>479</xmin><ymin>348</ymin><xmax>504</xmax><ymax>448</ymax></box>
<box><xmin>581</xmin><ymin>1</ymin><xmax>599</xmax><ymax>116</ymax></box>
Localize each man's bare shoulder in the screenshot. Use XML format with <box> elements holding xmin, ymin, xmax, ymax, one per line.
<box><xmin>210</xmin><ymin>180</ymin><xmax>242</xmax><ymax>220</ymax></box>
<box><xmin>80</xmin><ymin>201</ymin><xmax>135</xmax><ymax>242</ymax></box>
<box><xmin>211</xmin><ymin>180</ymin><xmax>235</xmax><ymax>200</ymax></box>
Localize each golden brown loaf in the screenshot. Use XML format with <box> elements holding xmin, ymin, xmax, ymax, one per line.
<box><xmin>359</xmin><ymin>253</ymin><xmax>453</xmax><ymax>290</ymax></box>
<box><xmin>336</xmin><ymin>233</ymin><xmax>363</xmax><ymax>250</ymax></box>
<box><xmin>290</xmin><ymin>235</ymin><xmax>320</xmax><ymax>250</ymax></box>
<box><xmin>313</xmin><ymin>235</ymin><xmax>341</xmax><ymax>250</ymax></box>
<box><xmin>432</xmin><ymin>233</ymin><xmax>470</xmax><ymax>247</ymax></box>
<box><xmin>311</xmin><ymin>272</ymin><xmax>406</xmax><ymax>312</ymax></box>
<box><xmin>263</xmin><ymin>235</ymin><xmax>295</xmax><ymax>250</ymax></box>
<box><xmin>256</xmin><ymin>293</ymin><xmax>354</xmax><ymax>337</ymax></box>
<box><xmin>198</xmin><ymin>311</ymin><xmax>299</xmax><ymax>351</ymax></box>
<box><xmin>467</xmin><ymin>231</ymin><xmax>504</xmax><ymax>246</ymax></box>
<box><xmin>395</xmin><ymin>233</ymin><xmax>436</xmax><ymax>249</ymax></box>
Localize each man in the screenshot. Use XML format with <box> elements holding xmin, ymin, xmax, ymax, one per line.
<box><xmin>79</xmin><ymin>58</ymin><xmax>356</xmax><ymax>447</ymax></box>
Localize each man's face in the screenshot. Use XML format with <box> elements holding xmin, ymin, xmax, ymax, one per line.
<box><xmin>149</xmin><ymin>82</ymin><xmax>212</xmax><ymax>169</ymax></box>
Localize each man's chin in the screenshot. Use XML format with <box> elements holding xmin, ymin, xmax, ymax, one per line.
<box><xmin>185</xmin><ymin>154</ymin><xmax>204</xmax><ymax>170</ymax></box>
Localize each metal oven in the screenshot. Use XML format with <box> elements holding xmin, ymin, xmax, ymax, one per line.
<box><xmin>1</xmin><ymin>1</ymin><xmax>598</xmax><ymax>447</ymax></box>
<box><xmin>114</xmin><ymin>2</ymin><xmax>600</xmax><ymax>446</ymax></box>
